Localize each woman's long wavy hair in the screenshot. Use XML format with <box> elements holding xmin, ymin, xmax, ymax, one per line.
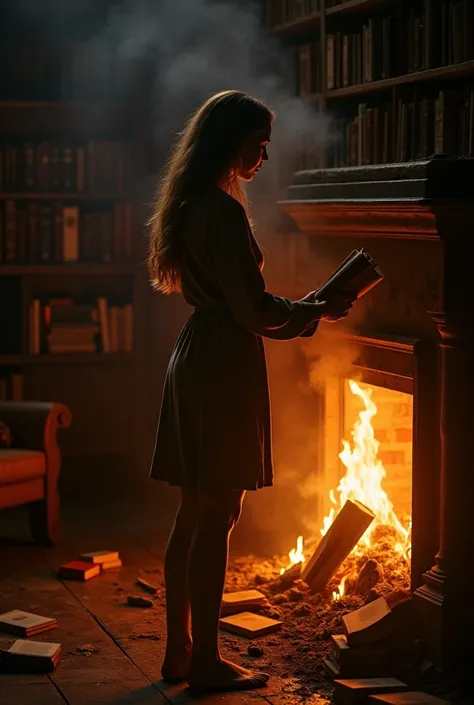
<box><xmin>148</xmin><ymin>90</ymin><xmax>274</xmax><ymax>293</ymax></box>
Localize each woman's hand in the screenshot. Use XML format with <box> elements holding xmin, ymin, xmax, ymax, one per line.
<box><xmin>315</xmin><ymin>295</ymin><xmax>354</xmax><ymax>322</ymax></box>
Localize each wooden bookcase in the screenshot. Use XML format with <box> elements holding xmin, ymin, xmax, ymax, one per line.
<box><xmin>265</xmin><ymin>0</ymin><xmax>474</xmax><ymax>168</ymax></box>
<box><xmin>0</xmin><ymin>2</ymin><xmax>152</xmax><ymax>483</ymax></box>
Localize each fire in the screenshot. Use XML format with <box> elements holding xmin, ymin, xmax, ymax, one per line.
<box><xmin>280</xmin><ymin>534</ymin><xmax>305</xmax><ymax>575</ymax></box>
<box><xmin>281</xmin><ymin>380</ymin><xmax>412</xmax><ymax>595</ymax></box>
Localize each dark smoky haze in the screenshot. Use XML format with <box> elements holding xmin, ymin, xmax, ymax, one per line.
<box><xmin>8</xmin><ymin>0</ymin><xmax>349</xmax><ymax>555</ymax></box>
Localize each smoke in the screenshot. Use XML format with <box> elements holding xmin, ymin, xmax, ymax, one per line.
<box><xmin>11</xmin><ymin>0</ymin><xmax>330</xmax><ymax>186</ymax></box>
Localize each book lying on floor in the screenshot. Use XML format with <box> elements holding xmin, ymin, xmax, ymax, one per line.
<box><xmin>331</xmin><ymin>634</ymin><xmax>388</xmax><ymax>668</ymax></box>
<box><xmin>369</xmin><ymin>693</ymin><xmax>449</xmax><ymax>705</ymax></box>
<box><xmin>0</xmin><ymin>610</ymin><xmax>57</xmax><ymax>637</ymax></box>
<box><xmin>219</xmin><ymin>611</ymin><xmax>282</xmax><ymax>638</ymax></box>
<box><xmin>334</xmin><ymin>678</ymin><xmax>410</xmax><ymax>705</ymax></box>
<box><xmin>221</xmin><ymin>590</ymin><xmax>267</xmax><ymax>616</ymax></box>
<box><xmin>324</xmin><ymin>657</ymin><xmax>390</xmax><ymax>680</ymax></box>
<box><xmin>101</xmin><ymin>558</ymin><xmax>122</xmax><ymax>570</ymax></box>
<box><xmin>316</xmin><ymin>248</ymin><xmax>383</xmax><ymax>302</ymax></box>
<box><xmin>79</xmin><ymin>550</ymin><xmax>120</xmax><ymax>564</ymax></box>
<box><xmin>0</xmin><ymin>639</ymin><xmax>61</xmax><ymax>673</ymax></box>
<box><xmin>58</xmin><ymin>561</ymin><xmax>101</xmax><ymax>581</ymax></box>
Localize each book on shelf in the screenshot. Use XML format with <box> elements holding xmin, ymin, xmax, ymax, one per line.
<box><xmin>28</xmin><ymin>296</ymin><xmax>133</xmax><ymax>355</ymax></box>
<box><xmin>0</xmin><ymin>199</ymin><xmax>133</xmax><ymax>265</ymax></box>
<box><xmin>316</xmin><ymin>248</ymin><xmax>383</xmax><ymax>303</ymax></box>
<box><xmin>0</xmin><ymin>639</ymin><xmax>61</xmax><ymax>673</ymax></box>
<box><xmin>0</xmin><ymin>140</ymin><xmax>132</xmax><ymax>195</ymax></box>
<box><xmin>0</xmin><ymin>372</ymin><xmax>24</xmax><ymax>401</ymax></box>
<box><xmin>0</xmin><ymin>610</ymin><xmax>57</xmax><ymax>637</ymax></box>
<box><xmin>265</xmin><ymin>0</ymin><xmax>320</xmax><ymax>29</ymax></box>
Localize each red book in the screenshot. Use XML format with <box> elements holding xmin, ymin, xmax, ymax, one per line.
<box><xmin>58</xmin><ymin>561</ymin><xmax>100</xmax><ymax>581</ymax></box>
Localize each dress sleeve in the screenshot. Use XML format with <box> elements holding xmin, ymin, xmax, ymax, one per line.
<box><xmin>212</xmin><ymin>199</ymin><xmax>321</xmax><ymax>340</ymax></box>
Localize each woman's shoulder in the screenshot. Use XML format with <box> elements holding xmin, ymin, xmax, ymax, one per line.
<box><xmin>208</xmin><ymin>186</ymin><xmax>246</xmax><ymax>218</ymax></box>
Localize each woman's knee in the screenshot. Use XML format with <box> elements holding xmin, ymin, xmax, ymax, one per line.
<box><xmin>198</xmin><ymin>489</ymin><xmax>245</xmax><ymax>531</ymax></box>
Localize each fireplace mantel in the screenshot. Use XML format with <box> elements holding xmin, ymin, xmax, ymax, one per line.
<box><xmin>276</xmin><ymin>157</ymin><xmax>474</xmax><ymax>674</ymax></box>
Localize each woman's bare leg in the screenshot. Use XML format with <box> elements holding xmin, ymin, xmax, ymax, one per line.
<box><xmin>187</xmin><ymin>488</ymin><xmax>269</xmax><ymax>692</ymax></box>
<box><xmin>161</xmin><ymin>487</ymin><xmax>198</xmax><ymax>682</ymax></box>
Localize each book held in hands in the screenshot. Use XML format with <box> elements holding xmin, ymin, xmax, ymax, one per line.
<box><xmin>0</xmin><ymin>610</ymin><xmax>57</xmax><ymax>637</ymax></box>
<box><xmin>316</xmin><ymin>248</ymin><xmax>383</xmax><ymax>302</ymax></box>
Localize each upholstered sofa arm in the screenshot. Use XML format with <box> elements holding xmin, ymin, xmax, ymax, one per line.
<box><xmin>0</xmin><ymin>402</ymin><xmax>72</xmax><ymax>453</ymax></box>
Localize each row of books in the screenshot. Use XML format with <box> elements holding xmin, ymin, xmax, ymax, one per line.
<box><xmin>0</xmin><ymin>140</ymin><xmax>132</xmax><ymax>194</ymax></box>
<box><xmin>0</xmin><ymin>372</ymin><xmax>24</xmax><ymax>401</ymax></box>
<box><xmin>327</xmin><ymin>88</ymin><xmax>474</xmax><ymax>168</ymax></box>
<box><xmin>0</xmin><ymin>201</ymin><xmax>133</xmax><ymax>264</ymax></box>
<box><xmin>0</xmin><ymin>40</ymin><xmax>148</xmax><ymax>101</ymax></box>
<box><xmin>28</xmin><ymin>297</ymin><xmax>133</xmax><ymax>355</ymax></box>
<box><xmin>265</xmin><ymin>0</ymin><xmax>321</xmax><ymax>28</ymax></box>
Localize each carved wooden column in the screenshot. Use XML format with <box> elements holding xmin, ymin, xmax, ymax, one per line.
<box><xmin>413</xmin><ymin>313</ymin><xmax>474</xmax><ymax>671</ymax></box>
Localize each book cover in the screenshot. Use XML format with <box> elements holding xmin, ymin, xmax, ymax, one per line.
<box><xmin>334</xmin><ymin>678</ymin><xmax>409</xmax><ymax>705</ymax></box>
<box><xmin>79</xmin><ymin>550</ymin><xmax>119</xmax><ymax>564</ymax></box>
<box><xmin>58</xmin><ymin>561</ymin><xmax>101</xmax><ymax>581</ymax></box>
<box><xmin>1</xmin><ymin>639</ymin><xmax>61</xmax><ymax>673</ymax></box>
<box><xmin>0</xmin><ymin>610</ymin><xmax>57</xmax><ymax>637</ymax></box>
<box><xmin>343</xmin><ymin>597</ymin><xmax>393</xmax><ymax>647</ymax></box>
<box><xmin>219</xmin><ymin>612</ymin><xmax>282</xmax><ymax>638</ymax></box>
<box><xmin>369</xmin><ymin>693</ymin><xmax>449</xmax><ymax>705</ymax></box>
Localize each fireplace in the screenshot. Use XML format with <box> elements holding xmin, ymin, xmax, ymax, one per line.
<box><xmin>274</xmin><ymin>156</ymin><xmax>474</xmax><ymax>673</ymax></box>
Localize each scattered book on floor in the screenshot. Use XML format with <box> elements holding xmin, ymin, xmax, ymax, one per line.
<box><xmin>0</xmin><ymin>639</ymin><xmax>61</xmax><ymax>673</ymax></box>
<box><xmin>101</xmin><ymin>558</ymin><xmax>123</xmax><ymax>571</ymax></box>
<box><xmin>221</xmin><ymin>589</ymin><xmax>267</xmax><ymax>616</ymax></box>
<box><xmin>331</xmin><ymin>634</ymin><xmax>388</xmax><ymax>668</ymax></box>
<box><xmin>324</xmin><ymin>656</ymin><xmax>390</xmax><ymax>680</ymax></box>
<box><xmin>334</xmin><ymin>678</ymin><xmax>410</xmax><ymax>705</ymax></box>
<box><xmin>219</xmin><ymin>611</ymin><xmax>282</xmax><ymax>638</ymax></box>
<box><xmin>79</xmin><ymin>550</ymin><xmax>120</xmax><ymax>564</ymax></box>
<box><xmin>369</xmin><ymin>693</ymin><xmax>449</xmax><ymax>705</ymax></box>
<box><xmin>0</xmin><ymin>610</ymin><xmax>57</xmax><ymax>637</ymax></box>
<box><xmin>342</xmin><ymin>597</ymin><xmax>393</xmax><ymax>647</ymax></box>
<box><xmin>58</xmin><ymin>561</ymin><xmax>101</xmax><ymax>581</ymax></box>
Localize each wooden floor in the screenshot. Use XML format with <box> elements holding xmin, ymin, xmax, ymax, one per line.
<box><xmin>0</xmin><ymin>491</ymin><xmax>326</xmax><ymax>705</ymax></box>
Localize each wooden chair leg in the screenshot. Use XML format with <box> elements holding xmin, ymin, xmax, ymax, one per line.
<box><xmin>28</xmin><ymin>492</ymin><xmax>61</xmax><ymax>545</ymax></box>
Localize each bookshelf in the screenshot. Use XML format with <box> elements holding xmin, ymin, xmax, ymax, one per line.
<box><xmin>0</xmin><ymin>2</ymin><xmax>151</xmax><ymax>480</ymax></box>
<box><xmin>265</xmin><ymin>0</ymin><xmax>474</xmax><ymax>168</ymax></box>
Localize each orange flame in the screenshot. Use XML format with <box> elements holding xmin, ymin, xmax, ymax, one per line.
<box><xmin>280</xmin><ymin>534</ymin><xmax>305</xmax><ymax>575</ymax></box>
<box><xmin>321</xmin><ymin>380</ymin><xmax>411</xmax><ymax>560</ymax></box>
<box><xmin>280</xmin><ymin>380</ymin><xmax>412</xmax><ymax>595</ymax></box>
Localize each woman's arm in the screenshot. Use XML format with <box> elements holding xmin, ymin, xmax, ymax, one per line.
<box><xmin>212</xmin><ymin>198</ymin><xmax>321</xmax><ymax>340</ymax></box>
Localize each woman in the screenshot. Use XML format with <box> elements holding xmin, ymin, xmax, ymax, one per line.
<box><xmin>148</xmin><ymin>90</ymin><xmax>352</xmax><ymax>693</ymax></box>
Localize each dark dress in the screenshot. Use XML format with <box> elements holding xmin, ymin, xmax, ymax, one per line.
<box><xmin>150</xmin><ymin>186</ymin><xmax>321</xmax><ymax>491</ymax></box>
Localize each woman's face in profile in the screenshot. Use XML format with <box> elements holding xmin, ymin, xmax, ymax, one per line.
<box><xmin>237</xmin><ymin>123</ymin><xmax>271</xmax><ymax>182</ymax></box>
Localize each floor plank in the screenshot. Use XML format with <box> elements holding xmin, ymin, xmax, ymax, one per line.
<box><xmin>0</xmin><ymin>682</ymin><xmax>66</xmax><ymax>705</ymax></box>
<box><xmin>43</xmin><ymin>523</ymin><xmax>274</xmax><ymax>705</ymax></box>
<box><xmin>0</xmin><ymin>546</ymin><xmax>166</xmax><ymax>704</ymax></box>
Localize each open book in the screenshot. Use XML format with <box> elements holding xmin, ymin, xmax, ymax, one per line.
<box><xmin>316</xmin><ymin>248</ymin><xmax>383</xmax><ymax>301</ymax></box>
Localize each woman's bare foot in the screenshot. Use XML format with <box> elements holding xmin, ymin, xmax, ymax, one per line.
<box><xmin>161</xmin><ymin>643</ymin><xmax>192</xmax><ymax>683</ymax></box>
<box><xmin>187</xmin><ymin>657</ymin><xmax>269</xmax><ymax>692</ymax></box>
